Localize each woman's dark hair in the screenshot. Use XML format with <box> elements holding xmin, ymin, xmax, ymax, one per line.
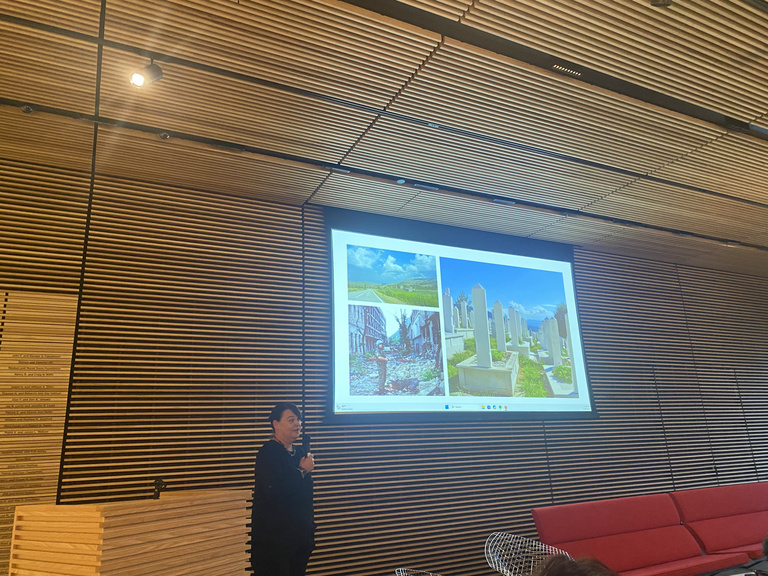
<box><xmin>268</xmin><ymin>402</ymin><xmax>302</xmax><ymax>429</ymax></box>
<box><xmin>535</xmin><ymin>555</ymin><xmax>620</xmax><ymax>576</ymax></box>
<box><xmin>535</xmin><ymin>555</ymin><xmax>584</xmax><ymax>576</ymax></box>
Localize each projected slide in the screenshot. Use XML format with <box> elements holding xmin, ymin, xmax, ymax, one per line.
<box><xmin>332</xmin><ymin>229</ymin><xmax>592</xmax><ymax>417</ymax></box>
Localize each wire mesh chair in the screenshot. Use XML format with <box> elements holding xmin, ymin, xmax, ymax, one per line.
<box><xmin>485</xmin><ymin>532</ymin><xmax>570</xmax><ymax>576</ymax></box>
<box><xmin>395</xmin><ymin>569</ymin><xmax>445</xmax><ymax>576</ymax></box>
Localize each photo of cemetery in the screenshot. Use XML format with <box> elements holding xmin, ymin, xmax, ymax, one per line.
<box><xmin>439</xmin><ymin>259</ymin><xmax>578</xmax><ymax>398</ymax></box>
<box><xmin>348</xmin><ymin>304</ymin><xmax>445</xmax><ymax>396</ymax></box>
<box><xmin>346</xmin><ymin>244</ymin><xmax>439</xmax><ymax>307</ymax></box>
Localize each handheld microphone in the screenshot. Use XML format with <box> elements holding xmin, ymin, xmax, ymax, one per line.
<box><xmin>301</xmin><ymin>434</ymin><xmax>312</xmax><ymax>454</ymax></box>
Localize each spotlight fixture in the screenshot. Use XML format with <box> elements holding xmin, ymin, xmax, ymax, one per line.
<box><xmin>130</xmin><ymin>61</ymin><xmax>163</xmax><ymax>87</ymax></box>
<box><xmin>650</xmin><ymin>0</ymin><xmax>672</xmax><ymax>6</ymax></box>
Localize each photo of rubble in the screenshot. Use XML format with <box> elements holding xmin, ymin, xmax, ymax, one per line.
<box><xmin>347</xmin><ymin>304</ymin><xmax>444</xmax><ymax>397</ymax></box>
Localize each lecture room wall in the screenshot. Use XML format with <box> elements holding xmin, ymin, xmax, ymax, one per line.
<box><xmin>1</xmin><ymin>162</ymin><xmax>767</xmax><ymax>575</ymax></box>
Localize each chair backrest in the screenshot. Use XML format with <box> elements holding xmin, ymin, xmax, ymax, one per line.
<box><xmin>485</xmin><ymin>532</ymin><xmax>569</xmax><ymax>576</ymax></box>
<box><xmin>395</xmin><ymin>569</ymin><xmax>444</xmax><ymax>576</ymax></box>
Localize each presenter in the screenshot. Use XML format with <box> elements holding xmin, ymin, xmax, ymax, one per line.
<box><xmin>251</xmin><ymin>402</ymin><xmax>316</xmax><ymax>576</ymax></box>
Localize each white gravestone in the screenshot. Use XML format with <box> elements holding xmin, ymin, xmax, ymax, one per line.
<box><xmin>472</xmin><ymin>284</ymin><xmax>492</xmax><ymax>368</ymax></box>
<box><xmin>493</xmin><ymin>301</ymin><xmax>507</xmax><ymax>352</ymax></box>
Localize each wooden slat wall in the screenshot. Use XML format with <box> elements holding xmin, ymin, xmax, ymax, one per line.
<box><xmin>1</xmin><ymin>155</ymin><xmax>767</xmax><ymax>575</ymax></box>
<box><xmin>61</xmin><ymin>176</ymin><xmax>307</xmax><ymax>501</ymax></box>
<box><xmin>0</xmin><ymin>159</ymin><xmax>90</xmax><ymax>574</ymax></box>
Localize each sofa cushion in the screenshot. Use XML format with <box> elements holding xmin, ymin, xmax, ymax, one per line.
<box><xmin>555</xmin><ymin>525</ymin><xmax>704</xmax><ymax>573</ymax></box>
<box><xmin>670</xmin><ymin>483</ymin><xmax>768</xmax><ymax>557</ymax></box>
<box><xmin>714</xmin><ymin>543</ymin><xmax>764</xmax><ymax>558</ymax></box>
<box><xmin>533</xmin><ymin>494</ymin><xmax>681</xmax><ymax>544</ymax></box>
<box><xmin>670</xmin><ymin>482</ymin><xmax>768</xmax><ymax>521</ymax></box>
<box><xmin>685</xmin><ymin>512</ymin><xmax>768</xmax><ymax>556</ymax></box>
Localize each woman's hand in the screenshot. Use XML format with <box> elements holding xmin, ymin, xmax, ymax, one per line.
<box><xmin>299</xmin><ymin>453</ymin><xmax>315</xmax><ymax>474</ymax></box>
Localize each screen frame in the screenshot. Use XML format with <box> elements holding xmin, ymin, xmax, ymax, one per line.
<box><xmin>323</xmin><ymin>207</ymin><xmax>597</xmax><ymax>424</ymax></box>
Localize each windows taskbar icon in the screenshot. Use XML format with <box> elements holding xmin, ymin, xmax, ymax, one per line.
<box><xmin>444</xmin><ymin>404</ymin><xmax>508</xmax><ymax>410</ymax></box>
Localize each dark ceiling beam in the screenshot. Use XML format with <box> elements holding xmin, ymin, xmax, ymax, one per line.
<box><xmin>342</xmin><ymin>0</ymin><xmax>768</xmax><ymax>143</ymax></box>
<box><xmin>739</xmin><ymin>0</ymin><xmax>768</xmax><ymax>16</ymax></box>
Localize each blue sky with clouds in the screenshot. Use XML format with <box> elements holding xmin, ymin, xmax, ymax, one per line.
<box><xmin>347</xmin><ymin>245</ymin><xmax>437</xmax><ymax>284</ymax></box>
<box><xmin>439</xmin><ymin>257</ymin><xmax>567</xmax><ymax>321</ymax></box>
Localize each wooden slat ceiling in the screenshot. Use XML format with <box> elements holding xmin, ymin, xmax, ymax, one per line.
<box><xmin>312</xmin><ymin>173</ymin><xmax>560</xmax><ymax>236</ymax></box>
<box><xmin>385</xmin><ymin>39</ymin><xmax>724</xmax><ymax>172</ymax></box>
<box><xmin>98</xmin><ymin>48</ymin><xmax>380</xmax><ymax>162</ymax></box>
<box><xmin>463</xmin><ymin>0</ymin><xmax>768</xmax><ymax>121</ymax></box>
<box><xmin>0</xmin><ymin>108</ymin><xmax>94</xmax><ymax>171</ymax></box>
<box><xmin>0</xmin><ymin>0</ymin><xmax>100</xmax><ymax>34</ymax></box>
<box><xmin>0</xmin><ymin>21</ymin><xmax>97</xmax><ymax>114</ymax></box>
<box><xmin>103</xmin><ymin>0</ymin><xmax>440</xmax><ymax>107</ymax></box>
<box><xmin>653</xmin><ymin>133</ymin><xmax>768</xmax><ymax>205</ymax></box>
<box><xmin>343</xmin><ymin>116</ymin><xmax>633</xmax><ymax>204</ymax></box>
<box><xmin>95</xmin><ymin>126</ymin><xmax>330</xmax><ymax>203</ymax></box>
<box><xmin>1</xmin><ymin>0</ymin><xmax>767</xmax><ymax>277</ymax></box>
<box><xmin>587</xmin><ymin>179</ymin><xmax>768</xmax><ymax>244</ymax></box>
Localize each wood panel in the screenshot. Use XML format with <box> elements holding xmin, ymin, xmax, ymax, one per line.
<box><xmin>60</xmin><ymin>177</ymin><xmax>308</xmax><ymax>502</ymax></box>
<box><xmin>344</xmin><ymin>116</ymin><xmax>632</xmax><ymax>208</ymax></box>
<box><xmin>0</xmin><ymin>160</ymin><xmax>765</xmax><ymax>576</ymax></box>
<box><xmin>462</xmin><ymin>0</ymin><xmax>768</xmax><ymax>120</ymax></box>
<box><xmin>2</xmin><ymin>0</ymin><xmax>766</xmax><ymax>277</ymax></box>
<box><xmin>587</xmin><ymin>178</ymin><xmax>768</xmax><ymax>245</ymax></box>
<box><xmin>102</xmin><ymin>0</ymin><xmax>440</xmax><ymax>108</ymax></box>
<box><xmin>677</xmin><ymin>266</ymin><xmax>768</xmax><ymax>485</ymax></box>
<box><xmin>0</xmin><ymin>107</ymin><xmax>95</xmax><ymax>173</ymax></box>
<box><xmin>311</xmin><ymin>174</ymin><xmax>562</xmax><ymax>238</ymax></box>
<box><xmin>0</xmin><ymin>160</ymin><xmax>91</xmax><ymax>291</ymax></box>
<box><xmin>0</xmin><ymin>0</ymin><xmax>101</xmax><ymax>35</ymax></box>
<box><xmin>391</xmin><ymin>38</ymin><xmax>722</xmax><ymax>174</ymax></box>
<box><xmin>0</xmin><ymin>0</ymin><xmax>767</xmax><ymax>573</ymax></box>
<box><xmin>97</xmin><ymin>47</ymin><xmax>379</xmax><ymax>164</ymax></box>
<box><xmin>0</xmin><ymin>20</ymin><xmax>98</xmax><ymax>114</ymax></box>
<box><xmin>0</xmin><ymin>291</ymin><xmax>78</xmax><ymax>576</ymax></box>
<box><xmin>9</xmin><ymin>489</ymin><xmax>250</xmax><ymax>576</ymax></box>
<box><xmin>653</xmin><ymin>132</ymin><xmax>768</xmax><ymax>206</ymax></box>
<box><xmin>94</xmin><ymin>125</ymin><xmax>329</xmax><ymax>205</ymax></box>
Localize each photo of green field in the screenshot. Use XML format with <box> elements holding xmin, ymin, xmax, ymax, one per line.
<box><xmin>346</xmin><ymin>245</ymin><xmax>439</xmax><ymax>307</ymax></box>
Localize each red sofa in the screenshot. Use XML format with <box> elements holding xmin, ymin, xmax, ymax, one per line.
<box><xmin>531</xmin><ymin>493</ymin><xmax>750</xmax><ymax>576</ymax></box>
<box><xmin>670</xmin><ymin>482</ymin><xmax>768</xmax><ymax>559</ymax></box>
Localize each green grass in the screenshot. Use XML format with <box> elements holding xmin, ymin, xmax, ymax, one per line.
<box><xmin>552</xmin><ymin>365</ymin><xmax>572</xmax><ymax>383</ymax></box>
<box><xmin>517</xmin><ymin>355</ymin><xmax>548</xmax><ymax>397</ymax></box>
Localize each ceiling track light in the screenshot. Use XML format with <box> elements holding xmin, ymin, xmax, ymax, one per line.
<box><xmin>130</xmin><ymin>61</ymin><xmax>163</xmax><ymax>88</ymax></box>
